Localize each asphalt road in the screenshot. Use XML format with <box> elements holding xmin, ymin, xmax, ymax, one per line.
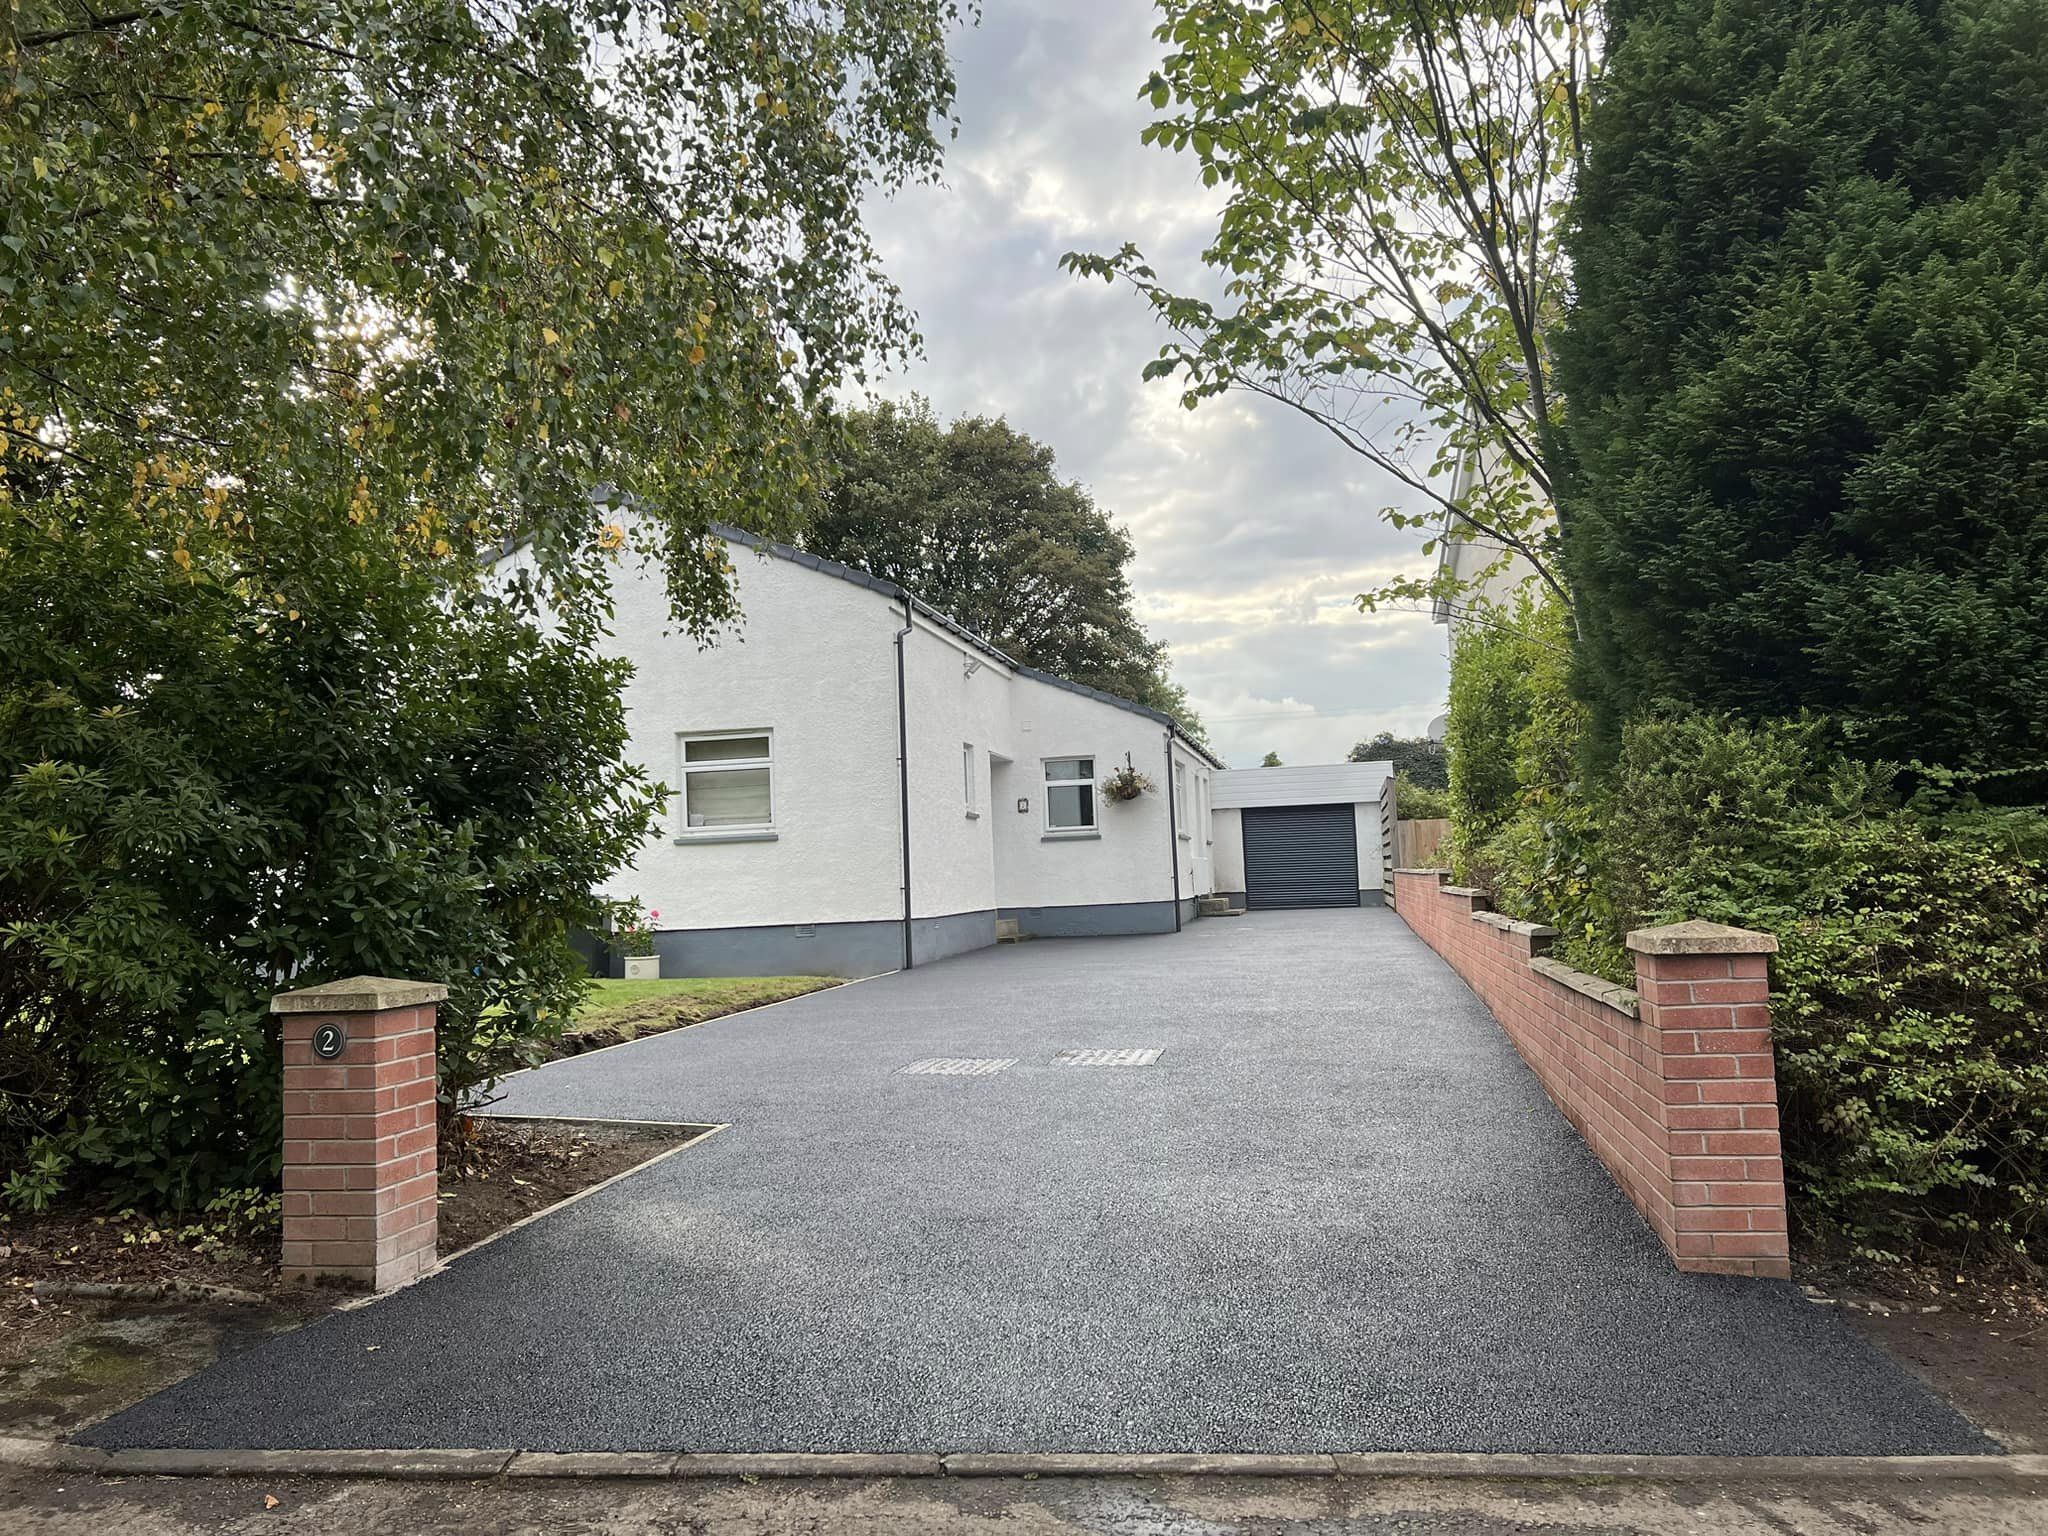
<box><xmin>90</xmin><ymin>909</ymin><xmax>1991</xmax><ymax>1455</ymax></box>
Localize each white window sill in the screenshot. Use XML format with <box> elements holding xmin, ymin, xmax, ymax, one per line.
<box><xmin>674</xmin><ymin>830</ymin><xmax>779</xmax><ymax>845</ymax></box>
<box><xmin>1042</xmin><ymin>830</ymin><xmax>1100</xmax><ymax>842</ymax></box>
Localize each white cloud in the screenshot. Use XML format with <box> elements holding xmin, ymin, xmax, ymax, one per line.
<box><xmin>860</xmin><ymin>0</ymin><xmax>1449</xmax><ymax>768</ymax></box>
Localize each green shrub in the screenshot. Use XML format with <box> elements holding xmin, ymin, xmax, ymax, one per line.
<box><xmin>1599</xmin><ymin>714</ymin><xmax>2048</xmax><ymax>1257</ymax></box>
<box><xmin>0</xmin><ymin>519</ymin><xmax>660</xmax><ymax>1213</ymax></box>
<box><xmin>1443</xmin><ymin>599</ymin><xmax>1546</xmax><ymax>860</ymax></box>
<box><xmin>1393</xmin><ymin>774</ymin><xmax>1451</xmax><ymax>822</ymax></box>
<box><xmin>1443</xmin><ymin>596</ymin><xmax>1618</xmax><ymax>970</ymax></box>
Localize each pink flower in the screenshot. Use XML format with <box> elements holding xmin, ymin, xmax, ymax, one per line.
<box><xmin>648</xmin><ymin>909</ymin><xmax>660</xmax><ymax>919</ymax></box>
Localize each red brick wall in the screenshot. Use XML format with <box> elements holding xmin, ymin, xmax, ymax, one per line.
<box><xmin>1391</xmin><ymin>870</ymin><xmax>1789</xmax><ymax>1278</ymax></box>
<box><xmin>278</xmin><ymin>996</ymin><xmax>441</xmax><ymax>1290</ymax></box>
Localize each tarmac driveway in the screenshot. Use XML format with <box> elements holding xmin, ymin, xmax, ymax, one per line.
<box><xmin>91</xmin><ymin>908</ymin><xmax>1989</xmax><ymax>1455</ymax></box>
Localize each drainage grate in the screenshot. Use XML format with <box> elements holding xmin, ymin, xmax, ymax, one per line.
<box><xmin>899</xmin><ymin>1057</ymin><xmax>1016</xmax><ymax>1076</ymax></box>
<box><xmin>1052</xmin><ymin>1048</ymin><xmax>1162</xmax><ymax>1067</ymax></box>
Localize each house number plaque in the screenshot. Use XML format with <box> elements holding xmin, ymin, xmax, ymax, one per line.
<box><xmin>312</xmin><ymin>1021</ymin><xmax>349</xmax><ymax>1060</ymax></box>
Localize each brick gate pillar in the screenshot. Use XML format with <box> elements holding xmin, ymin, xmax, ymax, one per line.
<box><xmin>1627</xmin><ymin>922</ymin><xmax>1789</xmax><ymax>1278</ymax></box>
<box><xmin>272</xmin><ymin>976</ymin><xmax>447</xmax><ymax>1291</ymax></box>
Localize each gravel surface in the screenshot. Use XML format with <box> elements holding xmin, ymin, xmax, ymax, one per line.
<box><xmin>88</xmin><ymin>909</ymin><xmax>1992</xmax><ymax>1456</ymax></box>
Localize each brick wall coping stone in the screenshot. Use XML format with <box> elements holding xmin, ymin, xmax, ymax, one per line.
<box><xmin>1528</xmin><ymin>955</ymin><xmax>1641</xmax><ymax>1018</ymax></box>
<box><xmin>1472</xmin><ymin>911</ymin><xmax>1560</xmax><ymax>939</ymax></box>
<box><xmin>271</xmin><ymin>975</ymin><xmax>451</xmax><ymax>1014</ymax></box>
<box><xmin>1391</xmin><ymin>867</ymin><xmax>1452</xmax><ymax>876</ymax></box>
<box><xmin>1440</xmin><ymin>885</ymin><xmax>1488</xmax><ymax>898</ymax></box>
<box><xmin>1626</xmin><ymin>920</ymin><xmax>1779</xmax><ymax>955</ymax></box>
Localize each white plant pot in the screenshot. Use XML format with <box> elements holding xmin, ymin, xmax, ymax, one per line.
<box><xmin>624</xmin><ymin>954</ymin><xmax>661</xmax><ymax>980</ymax></box>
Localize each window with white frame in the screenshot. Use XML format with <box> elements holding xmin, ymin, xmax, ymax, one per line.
<box><xmin>1175</xmin><ymin>761</ymin><xmax>1191</xmax><ymax>837</ymax></box>
<box><xmin>680</xmin><ymin>731</ymin><xmax>773</xmax><ymax>831</ymax></box>
<box><xmin>1043</xmin><ymin>755</ymin><xmax>1095</xmax><ymax>831</ymax></box>
<box><xmin>962</xmin><ymin>743</ymin><xmax>977</xmax><ymax>814</ymax></box>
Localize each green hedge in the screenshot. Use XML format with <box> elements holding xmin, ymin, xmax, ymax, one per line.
<box><xmin>1393</xmin><ymin>774</ymin><xmax>1451</xmax><ymax>822</ymax></box>
<box><xmin>0</xmin><ymin>521</ymin><xmax>658</xmax><ymax>1214</ymax></box>
<box><xmin>1556</xmin><ymin>0</ymin><xmax>2048</xmax><ymax>778</ymax></box>
<box><xmin>1598</xmin><ymin>715</ymin><xmax>2048</xmax><ymax>1257</ymax></box>
<box><xmin>1444</xmin><ymin>600</ymin><xmax>2048</xmax><ymax>1257</ymax></box>
<box><xmin>1443</xmin><ymin>599</ymin><xmax>1617</xmax><ymax>972</ymax></box>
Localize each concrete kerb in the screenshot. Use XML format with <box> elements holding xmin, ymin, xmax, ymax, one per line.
<box><xmin>6</xmin><ymin>1438</ymin><xmax>2044</xmax><ymax>1483</ymax></box>
<box><xmin>943</xmin><ymin>1453</ymin><xmax>1336</xmax><ymax>1477</ymax></box>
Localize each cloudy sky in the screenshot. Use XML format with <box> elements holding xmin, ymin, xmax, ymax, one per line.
<box><xmin>857</xmin><ymin>0</ymin><xmax>1451</xmax><ymax>769</ymax></box>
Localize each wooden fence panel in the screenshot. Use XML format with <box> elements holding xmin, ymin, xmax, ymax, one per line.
<box><xmin>1395</xmin><ymin>818</ymin><xmax>1449</xmax><ymax>869</ymax></box>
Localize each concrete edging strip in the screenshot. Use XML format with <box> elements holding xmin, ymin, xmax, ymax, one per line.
<box><xmin>670</xmin><ymin>1453</ymin><xmax>943</xmax><ymax>1477</ymax></box>
<box><xmin>944</xmin><ymin>1453</ymin><xmax>1338</xmax><ymax>1477</ymax></box>
<box><xmin>1330</xmin><ymin>1452</ymin><xmax>2048</xmax><ymax>1481</ymax></box>
<box><xmin>97</xmin><ymin>1447</ymin><xmax>517</xmax><ymax>1479</ymax></box>
<box><xmin>474</xmin><ymin>1113</ymin><xmax>722</xmax><ymax>1135</ymax></box>
<box><xmin>6</xmin><ymin>1437</ymin><xmax>2043</xmax><ymax>1482</ymax></box>
<box><xmin>505</xmin><ymin>1451</ymin><xmax>681</xmax><ymax>1478</ymax></box>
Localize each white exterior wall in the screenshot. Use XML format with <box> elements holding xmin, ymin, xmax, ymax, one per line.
<box><xmin>1169</xmin><ymin>741</ymin><xmax>1215</xmax><ymax>902</ymax></box>
<box><xmin>602</xmin><ymin>548</ymin><xmax>904</xmax><ymax>927</ymax></box>
<box><xmin>901</xmin><ymin>613</ymin><xmax>1209</xmax><ymax>919</ymax></box>
<box><xmin>561</xmin><ymin>537</ymin><xmax>1223</xmax><ymax>957</ymax></box>
<box><xmin>986</xmin><ymin>679</ymin><xmax>1185</xmax><ymax>913</ymax></box>
<box><xmin>901</xmin><ymin>609</ymin><xmax>1006</xmax><ymax>922</ymax></box>
<box><xmin>1207</xmin><ymin>802</ymin><xmax>1380</xmax><ymax>897</ymax></box>
<box><xmin>1353</xmin><ymin>801</ymin><xmax>1387</xmax><ymax>892</ymax></box>
<box><xmin>1432</xmin><ymin>442</ymin><xmax>1550</xmax><ymax>640</ymax></box>
<box><xmin>1212</xmin><ymin>807</ymin><xmax>1245</xmax><ymax>893</ymax></box>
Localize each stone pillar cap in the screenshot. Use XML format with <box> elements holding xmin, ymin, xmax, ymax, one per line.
<box><xmin>1625</xmin><ymin>920</ymin><xmax>1779</xmax><ymax>956</ymax></box>
<box><xmin>271</xmin><ymin>975</ymin><xmax>451</xmax><ymax>1014</ymax></box>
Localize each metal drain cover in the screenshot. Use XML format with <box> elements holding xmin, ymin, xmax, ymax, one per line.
<box><xmin>900</xmin><ymin>1057</ymin><xmax>1016</xmax><ymax>1076</ymax></box>
<box><xmin>1053</xmin><ymin>1048</ymin><xmax>1162</xmax><ymax>1067</ymax></box>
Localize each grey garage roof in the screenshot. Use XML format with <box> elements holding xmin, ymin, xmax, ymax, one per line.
<box><xmin>1212</xmin><ymin>760</ymin><xmax>1393</xmax><ymax>809</ymax></box>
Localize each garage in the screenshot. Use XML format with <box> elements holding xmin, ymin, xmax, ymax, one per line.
<box><xmin>1210</xmin><ymin>760</ymin><xmax>1394</xmax><ymax>912</ymax></box>
<box><xmin>1241</xmin><ymin>804</ymin><xmax>1360</xmax><ymax>909</ymax></box>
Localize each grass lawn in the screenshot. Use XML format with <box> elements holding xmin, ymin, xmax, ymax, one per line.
<box><xmin>555</xmin><ymin>975</ymin><xmax>840</xmax><ymax>1054</ymax></box>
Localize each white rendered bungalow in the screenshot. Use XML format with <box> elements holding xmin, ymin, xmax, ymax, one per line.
<box><xmin>551</xmin><ymin>527</ymin><xmax>1226</xmax><ymax>976</ymax></box>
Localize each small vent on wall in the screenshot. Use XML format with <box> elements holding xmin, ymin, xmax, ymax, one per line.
<box><xmin>793</xmin><ymin>924</ymin><xmax>817</xmax><ymax>938</ymax></box>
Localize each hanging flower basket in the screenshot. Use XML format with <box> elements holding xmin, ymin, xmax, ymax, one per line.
<box><xmin>1100</xmin><ymin>753</ymin><xmax>1155</xmax><ymax>804</ymax></box>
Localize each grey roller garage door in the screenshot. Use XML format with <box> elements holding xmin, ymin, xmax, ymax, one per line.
<box><xmin>1242</xmin><ymin>804</ymin><xmax>1360</xmax><ymax>910</ymax></box>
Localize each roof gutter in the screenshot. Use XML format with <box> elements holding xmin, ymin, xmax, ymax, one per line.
<box><xmin>894</xmin><ymin>597</ymin><xmax>915</xmax><ymax>973</ymax></box>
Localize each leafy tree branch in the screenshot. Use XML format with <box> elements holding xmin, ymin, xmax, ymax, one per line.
<box><xmin>1064</xmin><ymin>0</ymin><xmax>1599</xmax><ymax>619</ymax></box>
